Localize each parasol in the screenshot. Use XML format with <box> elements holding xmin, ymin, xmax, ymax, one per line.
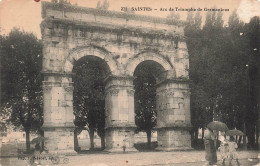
<box><xmin>31</xmin><ymin>136</ymin><xmax>48</xmax><ymax>144</ymax></box>
<box><xmin>226</xmin><ymin>129</ymin><xmax>245</xmax><ymax>136</ymax></box>
<box><xmin>207</xmin><ymin>121</ymin><xmax>229</xmax><ymax>132</ymax></box>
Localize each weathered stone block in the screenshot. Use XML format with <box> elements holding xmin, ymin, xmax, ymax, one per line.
<box><xmin>50</xmin><ymin>100</ymin><xmax>58</xmax><ymax>107</ymax></box>
<box><xmin>119</xmin><ymin>114</ymin><xmax>128</xmax><ymax>121</ymax></box>
<box><xmin>65</xmin><ymin>93</ymin><xmax>73</xmax><ymax>101</ymax></box>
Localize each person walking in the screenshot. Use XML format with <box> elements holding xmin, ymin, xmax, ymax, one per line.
<box><xmin>204</xmin><ymin>127</ymin><xmax>217</xmax><ymax>166</ymax></box>
<box><xmin>218</xmin><ymin>132</ymin><xmax>229</xmax><ymax>165</ymax></box>
<box><xmin>34</xmin><ymin>143</ymin><xmax>42</xmax><ymax>164</ymax></box>
<box><xmin>227</xmin><ymin>137</ymin><xmax>240</xmax><ymax>166</ymax></box>
<box><xmin>218</xmin><ymin>142</ymin><xmax>229</xmax><ymax>165</ymax></box>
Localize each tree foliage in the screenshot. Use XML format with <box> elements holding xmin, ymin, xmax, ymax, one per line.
<box><xmin>0</xmin><ymin>28</ymin><xmax>43</xmax><ymax>153</ymax></box>
<box><xmin>167</xmin><ymin>11</ymin><xmax>180</xmax><ymax>20</ymax></box>
<box><xmin>96</xmin><ymin>0</ymin><xmax>109</xmax><ymax>10</ymax></box>
<box><xmin>134</xmin><ymin>61</ymin><xmax>160</xmax><ymax>149</ymax></box>
<box><xmin>186</xmin><ymin>10</ymin><xmax>259</xmax><ymax>149</ymax></box>
<box><xmin>73</xmin><ymin>56</ymin><xmax>107</xmax><ymax>150</ymax></box>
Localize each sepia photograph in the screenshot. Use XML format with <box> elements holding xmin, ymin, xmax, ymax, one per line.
<box><xmin>0</xmin><ymin>0</ymin><xmax>260</xmax><ymax>165</ymax></box>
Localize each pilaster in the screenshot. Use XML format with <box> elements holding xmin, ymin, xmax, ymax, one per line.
<box><xmin>156</xmin><ymin>78</ymin><xmax>192</xmax><ymax>151</ymax></box>
<box><xmin>104</xmin><ymin>76</ymin><xmax>137</xmax><ymax>152</ymax></box>
<box><xmin>42</xmin><ymin>72</ymin><xmax>76</xmax><ymax>154</ymax></box>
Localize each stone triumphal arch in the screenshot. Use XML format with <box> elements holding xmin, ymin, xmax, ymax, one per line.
<box><xmin>41</xmin><ymin>2</ymin><xmax>191</xmax><ymax>153</ymax></box>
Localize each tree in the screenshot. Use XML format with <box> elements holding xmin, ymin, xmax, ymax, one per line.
<box><xmin>134</xmin><ymin>62</ymin><xmax>157</xmax><ymax>149</ymax></box>
<box><xmin>73</xmin><ymin>114</ymin><xmax>87</xmax><ymax>152</ymax></box>
<box><xmin>184</xmin><ymin>11</ymin><xmax>206</xmax><ymax>141</ymax></box>
<box><xmin>185</xmin><ymin>10</ymin><xmax>257</xmax><ymax>151</ymax></box>
<box><xmin>167</xmin><ymin>11</ymin><xmax>180</xmax><ymax>20</ymax></box>
<box><xmin>243</xmin><ymin>16</ymin><xmax>260</xmax><ymax>149</ymax></box>
<box><xmin>198</xmin><ymin>10</ymin><xmax>249</xmax><ymax>128</ymax></box>
<box><xmin>73</xmin><ymin>56</ymin><xmax>107</xmax><ymax>150</ymax></box>
<box><xmin>0</xmin><ymin>106</ymin><xmax>11</xmax><ymax>134</ymax></box>
<box><xmin>96</xmin><ymin>0</ymin><xmax>109</xmax><ymax>10</ymax></box>
<box><xmin>194</xmin><ymin>12</ymin><xmax>202</xmax><ymax>29</ymax></box>
<box><xmin>1</xmin><ymin>28</ymin><xmax>43</xmax><ymax>153</ymax></box>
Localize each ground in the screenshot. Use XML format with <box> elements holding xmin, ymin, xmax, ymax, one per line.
<box><xmin>0</xmin><ymin>150</ymin><xmax>259</xmax><ymax>166</ymax></box>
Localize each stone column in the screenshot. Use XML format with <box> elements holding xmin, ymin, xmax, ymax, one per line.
<box><xmin>156</xmin><ymin>79</ymin><xmax>192</xmax><ymax>151</ymax></box>
<box><xmin>42</xmin><ymin>72</ymin><xmax>76</xmax><ymax>154</ymax></box>
<box><xmin>104</xmin><ymin>76</ymin><xmax>137</xmax><ymax>152</ymax></box>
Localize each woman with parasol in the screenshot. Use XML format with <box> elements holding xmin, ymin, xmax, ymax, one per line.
<box><xmin>204</xmin><ymin>127</ymin><xmax>218</xmax><ymax>166</ymax></box>
<box><xmin>204</xmin><ymin>121</ymin><xmax>229</xmax><ymax>166</ymax></box>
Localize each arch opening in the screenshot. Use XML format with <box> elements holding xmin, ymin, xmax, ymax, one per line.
<box><xmin>133</xmin><ymin>60</ymin><xmax>165</xmax><ymax>150</ymax></box>
<box><xmin>126</xmin><ymin>51</ymin><xmax>172</xmax><ymax>76</ymax></box>
<box><xmin>72</xmin><ymin>55</ymin><xmax>109</xmax><ymax>152</ymax></box>
<box><xmin>64</xmin><ymin>47</ymin><xmax>118</xmax><ymax>75</ymax></box>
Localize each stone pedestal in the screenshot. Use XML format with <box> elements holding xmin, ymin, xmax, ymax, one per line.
<box><xmin>156</xmin><ymin>127</ymin><xmax>192</xmax><ymax>151</ymax></box>
<box><xmin>104</xmin><ymin>76</ymin><xmax>138</xmax><ymax>152</ymax></box>
<box><xmin>156</xmin><ymin>79</ymin><xmax>192</xmax><ymax>151</ymax></box>
<box><xmin>43</xmin><ymin>127</ymin><xmax>75</xmax><ymax>154</ymax></box>
<box><xmin>105</xmin><ymin>127</ymin><xmax>137</xmax><ymax>152</ymax></box>
<box><xmin>42</xmin><ymin>73</ymin><xmax>76</xmax><ymax>154</ymax></box>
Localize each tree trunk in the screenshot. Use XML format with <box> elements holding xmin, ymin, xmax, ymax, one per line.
<box><xmin>202</xmin><ymin>128</ymin><xmax>205</xmax><ymax>140</ymax></box>
<box><xmin>243</xmin><ymin>122</ymin><xmax>247</xmax><ymax>150</ymax></box>
<box><xmin>25</xmin><ymin>130</ymin><xmax>30</xmax><ymax>154</ymax></box>
<box><xmin>194</xmin><ymin>128</ymin><xmax>199</xmax><ymax>140</ymax></box>
<box><xmin>101</xmin><ymin>134</ymin><xmax>105</xmax><ymax>150</ymax></box>
<box><xmin>74</xmin><ymin>128</ymin><xmax>79</xmax><ymax>152</ymax></box>
<box><xmin>190</xmin><ymin>128</ymin><xmax>195</xmax><ymax>142</ymax></box>
<box><xmin>246</xmin><ymin>122</ymin><xmax>256</xmax><ymax>149</ymax></box>
<box><xmin>256</xmin><ymin>122</ymin><xmax>259</xmax><ymax>149</ymax></box>
<box><xmin>146</xmin><ymin>130</ymin><xmax>152</xmax><ymax>149</ymax></box>
<box><xmin>238</xmin><ymin>136</ymin><xmax>242</xmax><ymax>147</ymax></box>
<box><xmin>89</xmin><ymin>128</ymin><xmax>95</xmax><ymax>150</ymax></box>
<box><xmin>41</xmin><ymin>132</ymin><xmax>44</xmax><ymax>153</ymax></box>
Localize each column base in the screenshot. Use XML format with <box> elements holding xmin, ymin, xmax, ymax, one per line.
<box><xmin>157</xmin><ymin>127</ymin><xmax>192</xmax><ymax>151</ymax></box>
<box><xmin>105</xmin><ymin>126</ymin><xmax>137</xmax><ymax>153</ymax></box>
<box><xmin>43</xmin><ymin>126</ymin><xmax>75</xmax><ymax>155</ymax></box>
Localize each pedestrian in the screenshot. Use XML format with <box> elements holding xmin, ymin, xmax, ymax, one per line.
<box><xmin>218</xmin><ymin>132</ymin><xmax>229</xmax><ymax>165</ymax></box>
<box><xmin>227</xmin><ymin>136</ymin><xmax>240</xmax><ymax>166</ymax></box>
<box><xmin>34</xmin><ymin>143</ymin><xmax>42</xmax><ymax>164</ymax></box>
<box><xmin>218</xmin><ymin>141</ymin><xmax>229</xmax><ymax>165</ymax></box>
<box><xmin>204</xmin><ymin>127</ymin><xmax>217</xmax><ymax>166</ymax></box>
<box><xmin>123</xmin><ymin>135</ymin><xmax>127</xmax><ymax>153</ymax></box>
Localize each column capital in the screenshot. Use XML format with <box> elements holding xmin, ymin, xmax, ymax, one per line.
<box><xmin>42</xmin><ymin>85</ymin><xmax>52</xmax><ymax>92</ymax></box>
<box><xmin>41</xmin><ymin>71</ymin><xmax>75</xmax><ymax>77</ymax></box>
<box><xmin>157</xmin><ymin>78</ymin><xmax>190</xmax><ymax>87</ymax></box>
<box><xmin>104</xmin><ymin>75</ymin><xmax>135</xmax><ymax>84</ymax></box>
<box><xmin>105</xmin><ymin>88</ymin><xmax>120</xmax><ymax>96</ymax></box>
<box><xmin>104</xmin><ymin>75</ymin><xmax>135</xmax><ymax>90</ymax></box>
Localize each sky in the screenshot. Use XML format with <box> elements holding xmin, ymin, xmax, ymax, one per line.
<box><xmin>0</xmin><ymin>0</ymin><xmax>259</xmax><ymax>38</ymax></box>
